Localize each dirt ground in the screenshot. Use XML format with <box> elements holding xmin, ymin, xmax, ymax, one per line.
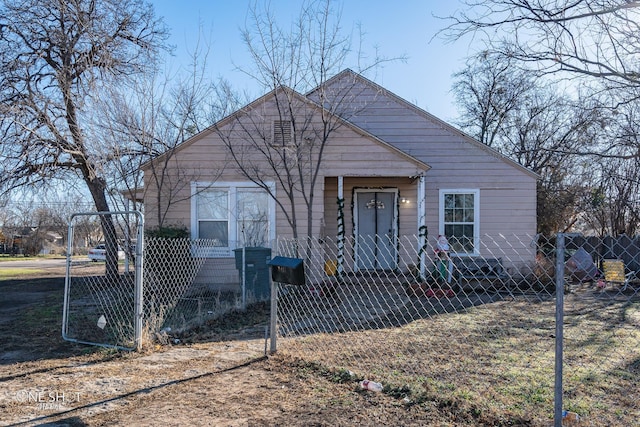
<box><xmin>0</xmin><ymin>266</ymin><xmax>482</xmax><ymax>427</ymax></box>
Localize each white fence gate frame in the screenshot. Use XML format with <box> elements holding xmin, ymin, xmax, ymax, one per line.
<box><xmin>62</xmin><ymin>211</ymin><xmax>144</xmax><ymax>351</ymax></box>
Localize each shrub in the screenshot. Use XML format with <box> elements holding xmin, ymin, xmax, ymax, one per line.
<box><xmin>145</xmin><ymin>225</ymin><xmax>189</xmax><ymax>239</ymax></box>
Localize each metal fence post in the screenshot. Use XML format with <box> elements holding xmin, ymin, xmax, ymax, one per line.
<box><xmin>134</xmin><ymin>212</ymin><xmax>144</xmax><ymax>351</ymax></box>
<box><xmin>242</xmin><ymin>246</ymin><xmax>247</xmax><ymax>310</ymax></box>
<box><xmin>61</xmin><ymin>216</ymin><xmax>76</xmax><ymax>341</ymax></box>
<box><xmin>554</xmin><ymin>233</ymin><xmax>565</xmax><ymax>427</ymax></box>
<box><xmin>270</xmin><ymin>280</ymin><xmax>278</xmax><ymax>354</ymax></box>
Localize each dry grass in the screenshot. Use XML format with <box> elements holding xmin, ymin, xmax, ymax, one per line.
<box><xmin>280</xmin><ymin>293</ymin><xmax>640</xmax><ymax>426</ymax></box>
<box><xmin>2</xmin><ymin>270</ymin><xmax>638</xmax><ymax>426</ymax></box>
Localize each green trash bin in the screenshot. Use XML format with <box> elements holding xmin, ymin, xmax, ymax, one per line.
<box><xmin>234</xmin><ymin>247</ymin><xmax>272</xmax><ymax>301</ymax></box>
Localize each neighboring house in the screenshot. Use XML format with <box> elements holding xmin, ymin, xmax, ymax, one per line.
<box><xmin>141</xmin><ymin>69</ymin><xmax>538</xmax><ymax>277</ymax></box>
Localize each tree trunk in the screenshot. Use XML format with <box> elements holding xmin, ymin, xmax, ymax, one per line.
<box><xmin>62</xmin><ymin>73</ymin><xmax>120</xmax><ymax>281</ymax></box>
<box><xmin>86</xmin><ymin>177</ymin><xmax>119</xmax><ymax>281</ymax></box>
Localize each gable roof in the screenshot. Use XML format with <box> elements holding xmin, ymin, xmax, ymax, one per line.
<box><xmin>144</xmin><ymin>84</ymin><xmax>430</xmax><ymax>173</ymax></box>
<box><xmin>312</xmin><ymin>69</ymin><xmax>540</xmax><ymax>179</ymax></box>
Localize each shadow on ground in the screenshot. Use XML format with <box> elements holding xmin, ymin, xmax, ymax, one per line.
<box><xmin>0</xmin><ymin>276</ymin><xmax>100</xmax><ymax>365</ymax></box>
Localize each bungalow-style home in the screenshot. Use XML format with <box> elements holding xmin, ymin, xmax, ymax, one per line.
<box><xmin>141</xmin><ymin>69</ymin><xmax>537</xmax><ymax>281</ymax></box>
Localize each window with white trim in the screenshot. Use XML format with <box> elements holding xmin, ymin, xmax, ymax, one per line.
<box><xmin>196</xmin><ymin>189</ymin><xmax>229</xmax><ymax>245</ymax></box>
<box><xmin>236</xmin><ymin>188</ymin><xmax>270</xmax><ymax>246</ymax></box>
<box><xmin>192</xmin><ymin>182</ymin><xmax>275</xmax><ymax>256</ymax></box>
<box><xmin>439</xmin><ymin>189</ymin><xmax>479</xmax><ymax>255</ymax></box>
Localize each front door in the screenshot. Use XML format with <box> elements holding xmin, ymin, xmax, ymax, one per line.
<box><xmin>355</xmin><ymin>190</ymin><xmax>397</xmax><ymax>270</ymax></box>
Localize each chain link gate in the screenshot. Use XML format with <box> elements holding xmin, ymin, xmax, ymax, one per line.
<box><xmin>63</xmin><ymin>211</ymin><xmax>144</xmax><ymax>351</ymax></box>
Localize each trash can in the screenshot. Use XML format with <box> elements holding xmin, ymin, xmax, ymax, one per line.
<box><xmin>233</xmin><ymin>247</ymin><xmax>272</xmax><ymax>301</ymax></box>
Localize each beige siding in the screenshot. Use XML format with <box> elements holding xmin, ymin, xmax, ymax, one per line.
<box><xmin>320</xmin><ymin>127</ymin><xmax>426</xmax><ymax>177</ymax></box>
<box><xmin>143</xmin><ymin>70</ymin><xmax>537</xmax><ymax>266</ymax></box>
<box><xmin>144</xmin><ymin>94</ymin><xmax>429</xmax><ymax>239</ymax></box>
<box><xmin>319</xmin><ymin>75</ymin><xmax>537</xmax><ymax>262</ymax></box>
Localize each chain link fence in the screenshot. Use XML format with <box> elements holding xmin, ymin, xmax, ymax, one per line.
<box><xmin>63</xmin><ymin>211</ymin><xmax>143</xmax><ymax>350</ymax></box>
<box><xmin>142</xmin><ymin>239</ymin><xmax>270</xmax><ymax>342</ymax></box>
<box><xmin>273</xmin><ymin>233</ymin><xmax>639</xmax><ymax>426</ymax></box>
<box><xmin>63</xmin><ymin>219</ymin><xmax>639</xmax><ymax>424</ymax></box>
<box><xmin>64</xmin><ymin>218</ymin><xmax>270</xmax><ymax>349</ymax></box>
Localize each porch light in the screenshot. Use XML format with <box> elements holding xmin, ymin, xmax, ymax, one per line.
<box><xmin>400</xmin><ymin>197</ymin><xmax>410</xmax><ymax>204</ymax></box>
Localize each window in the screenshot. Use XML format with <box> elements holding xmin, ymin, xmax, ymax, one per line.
<box><xmin>196</xmin><ymin>189</ymin><xmax>229</xmax><ymax>245</ymax></box>
<box><xmin>439</xmin><ymin>189</ymin><xmax>479</xmax><ymax>255</ymax></box>
<box><xmin>236</xmin><ymin>188</ymin><xmax>270</xmax><ymax>246</ymax></box>
<box><xmin>192</xmin><ymin>182</ymin><xmax>275</xmax><ymax>256</ymax></box>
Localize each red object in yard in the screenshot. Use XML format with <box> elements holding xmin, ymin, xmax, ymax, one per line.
<box><xmin>359</xmin><ymin>380</ymin><xmax>383</xmax><ymax>392</ymax></box>
<box><xmin>426</xmin><ymin>288</ymin><xmax>455</xmax><ymax>298</ymax></box>
<box><xmin>407</xmin><ymin>283</ymin><xmax>454</xmax><ymax>298</ymax></box>
<box><xmin>308</xmin><ymin>281</ymin><xmax>337</xmax><ymax>297</ymax></box>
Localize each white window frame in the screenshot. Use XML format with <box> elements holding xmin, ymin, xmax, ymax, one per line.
<box><xmin>438</xmin><ymin>189</ymin><xmax>480</xmax><ymax>256</ymax></box>
<box><xmin>191</xmin><ymin>181</ymin><xmax>276</xmax><ymax>257</ymax></box>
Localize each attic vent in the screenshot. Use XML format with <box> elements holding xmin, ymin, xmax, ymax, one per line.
<box><xmin>273</xmin><ymin>120</ymin><xmax>292</xmax><ymax>146</ymax></box>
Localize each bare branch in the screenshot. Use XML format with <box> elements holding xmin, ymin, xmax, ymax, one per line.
<box><xmin>0</xmin><ymin>0</ymin><xmax>168</xmax><ymax>278</ymax></box>
<box><xmin>440</xmin><ymin>0</ymin><xmax>640</xmax><ymax>87</ymax></box>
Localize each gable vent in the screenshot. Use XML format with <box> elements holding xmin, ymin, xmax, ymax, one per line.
<box><xmin>273</xmin><ymin>120</ymin><xmax>292</xmax><ymax>146</ymax></box>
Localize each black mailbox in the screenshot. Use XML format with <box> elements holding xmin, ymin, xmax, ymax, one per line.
<box><xmin>268</xmin><ymin>256</ymin><xmax>305</xmax><ymax>285</ymax></box>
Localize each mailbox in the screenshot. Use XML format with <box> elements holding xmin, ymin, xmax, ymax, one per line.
<box><xmin>268</xmin><ymin>256</ymin><xmax>305</xmax><ymax>285</ymax></box>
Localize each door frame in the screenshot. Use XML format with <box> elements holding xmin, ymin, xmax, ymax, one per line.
<box><xmin>353</xmin><ymin>188</ymin><xmax>399</xmax><ymax>270</ymax></box>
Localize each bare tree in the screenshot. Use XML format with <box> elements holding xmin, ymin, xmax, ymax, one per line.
<box><xmin>442</xmin><ymin>1</ymin><xmax>640</xmax><ymax>91</ymax></box>
<box><xmin>453</xmin><ymin>52</ymin><xmax>534</xmax><ymax>147</ymax></box>
<box><xmin>453</xmin><ymin>51</ymin><xmax>608</xmax><ymax>233</ymax></box>
<box><xmin>0</xmin><ymin>197</ymin><xmax>75</xmax><ymax>255</ymax></box>
<box><xmin>444</xmin><ymin>1</ymin><xmax>640</xmax><ymax>234</ymax></box>
<box><xmin>580</xmin><ymin>100</ymin><xmax>640</xmax><ymax>235</ymax></box>
<box><xmin>0</xmin><ymin>0</ymin><xmax>168</xmax><ymax>277</ymax></box>
<box><xmin>217</xmin><ymin>0</ymin><xmax>402</xmax><ymax>240</ymax></box>
<box><xmin>580</xmin><ymin>157</ymin><xmax>640</xmax><ymax>236</ymax></box>
<box><xmin>92</xmin><ymin>32</ymin><xmax>244</xmax><ymax>230</ymax></box>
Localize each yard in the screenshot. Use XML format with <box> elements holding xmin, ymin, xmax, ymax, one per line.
<box><xmin>1</xmin><ymin>264</ymin><xmax>638</xmax><ymax>426</ymax></box>
<box><xmin>0</xmin><ymin>269</ymin><xmax>479</xmax><ymax>426</ymax></box>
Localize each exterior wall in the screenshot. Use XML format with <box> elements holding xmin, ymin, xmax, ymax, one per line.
<box><xmin>143</xmin><ymin>93</ymin><xmax>428</xmax><ymax>245</ymax></box>
<box><xmin>193</xmin><ymin>258</ymin><xmax>238</xmax><ymax>288</ymax></box>
<box><xmin>143</xmin><ymin>71</ymin><xmax>538</xmax><ymax>270</ymax></box>
<box><xmin>321</xmin><ymin>75</ymin><xmax>538</xmax><ymax>264</ymax></box>
<box><xmin>323</xmin><ymin>176</ymin><xmax>418</xmax><ymax>238</ymax></box>
<box><xmin>319</xmin><ymin>127</ymin><xmax>425</xmax><ymax>177</ymax></box>
<box><xmin>143</xmin><ymin>140</ymin><xmax>236</xmax><ymax>231</ymax></box>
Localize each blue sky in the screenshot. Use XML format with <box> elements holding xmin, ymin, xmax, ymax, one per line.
<box><xmin>152</xmin><ymin>0</ymin><xmax>474</xmax><ymax>121</ymax></box>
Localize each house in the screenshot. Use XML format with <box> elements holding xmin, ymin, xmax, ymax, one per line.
<box><xmin>141</xmin><ymin>69</ymin><xmax>538</xmax><ymax>281</ymax></box>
